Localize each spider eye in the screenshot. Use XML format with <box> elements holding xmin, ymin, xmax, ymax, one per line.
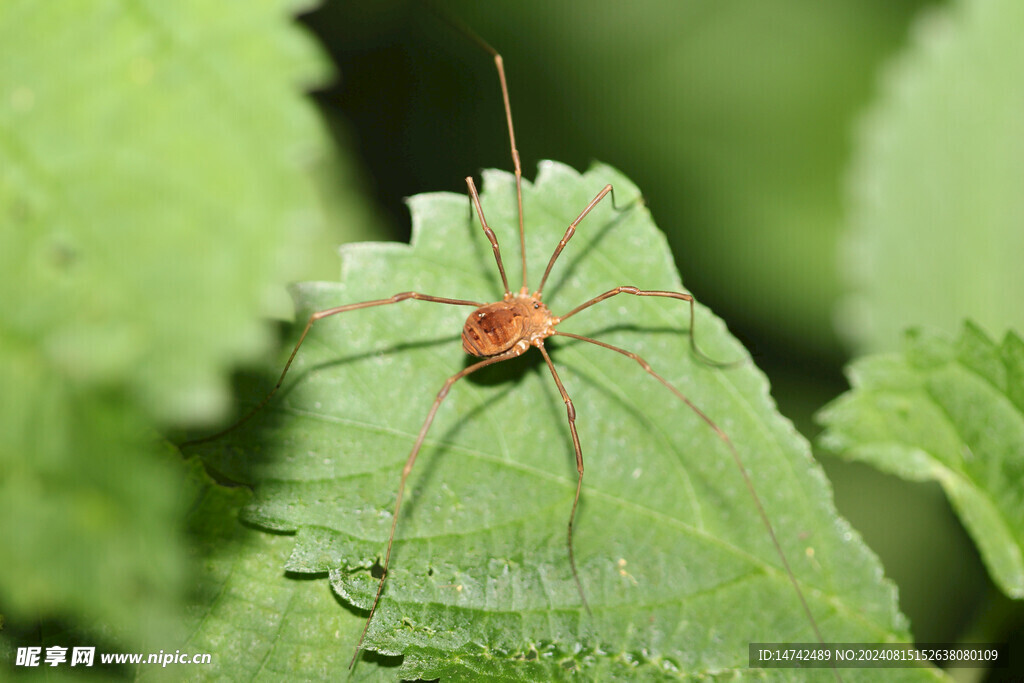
<box><xmin>533</xmin><ymin>302</ymin><xmax>540</xmax><ymax>309</ymax></box>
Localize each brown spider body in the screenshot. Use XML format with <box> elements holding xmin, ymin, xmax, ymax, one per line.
<box><xmin>461</xmin><ymin>293</ymin><xmax>555</xmax><ymax>357</ymax></box>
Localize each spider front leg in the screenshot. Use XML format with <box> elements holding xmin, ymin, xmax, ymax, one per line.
<box><xmin>181</xmin><ymin>292</ymin><xmax>484</xmax><ymax>447</ymax></box>
<box><xmin>466</xmin><ymin>176</ymin><xmax>511</xmax><ymax>296</ymax></box>
<box><xmin>536</xmin><ymin>182</ymin><xmax>645</xmax><ymax>297</ymax></box>
<box><xmin>536</xmin><ymin>184</ymin><xmax>615</xmax><ymax>295</ymax></box>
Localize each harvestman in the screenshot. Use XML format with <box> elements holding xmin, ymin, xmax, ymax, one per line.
<box><xmin>188</xmin><ymin>38</ymin><xmax>827</xmax><ymax>671</ymax></box>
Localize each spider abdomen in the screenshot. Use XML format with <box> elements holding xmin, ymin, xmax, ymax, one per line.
<box><xmin>462</xmin><ymin>301</ymin><xmax>526</xmax><ymax>356</ymax></box>
<box><xmin>462</xmin><ymin>295</ymin><xmax>554</xmax><ymax>357</ymax></box>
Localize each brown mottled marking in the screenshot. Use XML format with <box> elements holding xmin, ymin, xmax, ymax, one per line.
<box><xmin>461</xmin><ymin>295</ymin><xmax>554</xmax><ymax>356</ymax></box>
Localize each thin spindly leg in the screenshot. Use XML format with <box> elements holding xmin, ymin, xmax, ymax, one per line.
<box><xmin>557</xmin><ymin>286</ymin><xmax>740</xmax><ymax>368</ymax></box>
<box><xmin>551</xmin><ymin>331</ymin><xmax>825</xmax><ymax>648</ymax></box>
<box><xmin>536</xmin><ymin>343</ymin><xmax>591</xmax><ymax>616</ymax></box>
<box><xmin>181</xmin><ymin>292</ymin><xmax>484</xmax><ymax>447</ymax></box>
<box><xmin>350</xmin><ymin>347</ymin><xmax>523</xmax><ymax>669</ymax></box>
<box><xmin>491</xmin><ymin>52</ymin><xmax>528</xmax><ymax>291</ymax></box>
<box><xmin>466</xmin><ymin>176</ymin><xmax>510</xmax><ymax>295</ymax></box>
<box><xmin>535</xmin><ymin>184</ymin><xmax>615</xmax><ymax>295</ymax></box>
<box><xmin>423</xmin><ymin>12</ymin><xmax>528</xmax><ymax>288</ymax></box>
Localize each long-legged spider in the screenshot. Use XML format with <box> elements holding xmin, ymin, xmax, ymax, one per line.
<box><xmin>188</xmin><ymin>36</ymin><xmax>827</xmax><ymax>675</ymax></box>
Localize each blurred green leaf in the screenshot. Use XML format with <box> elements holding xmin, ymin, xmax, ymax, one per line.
<box><xmin>194</xmin><ymin>162</ymin><xmax>921</xmax><ymax>679</ymax></box>
<box><xmin>572</xmin><ymin>0</ymin><xmax>922</xmax><ymax>352</ymax></box>
<box><xmin>0</xmin><ymin>0</ymin><xmax>333</xmax><ymax>424</ymax></box>
<box><xmin>0</xmin><ymin>0</ymin><xmax>337</xmax><ymax>650</ymax></box>
<box><xmin>840</xmin><ymin>0</ymin><xmax>1024</xmax><ymax>351</ymax></box>
<box><xmin>0</xmin><ymin>357</ymin><xmax>184</xmax><ymax>651</ymax></box>
<box><xmin>818</xmin><ymin>323</ymin><xmax>1024</xmax><ymax>599</ymax></box>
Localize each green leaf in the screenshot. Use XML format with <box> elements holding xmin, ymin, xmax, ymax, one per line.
<box><xmin>195</xmin><ymin>162</ymin><xmax>921</xmax><ymax>679</ymax></box>
<box><xmin>818</xmin><ymin>323</ymin><xmax>1024</xmax><ymax>599</ymax></box>
<box><xmin>136</xmin><ymin>457</ymin><xmax>395</xmax><ymax>682</ymax></box>
<box><xmin>839</xmin><ymin>0</ymin><xmax>1024</xmax><ymax>352</ymax></box>
<box><xmin>0</xmin><ymin>0</ymin><xmax>336</xmax><ymax>650</ymax></box>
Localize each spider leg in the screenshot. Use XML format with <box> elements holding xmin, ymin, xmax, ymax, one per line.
<box><xmin>466</xmin><ymin>176</ymin><xmax>511</xmax><ymax>295</ymax></box>
<box><xmin>557</xmin><ymin>286</ymin><xmax>741</xmax><ymax>369</ymax></box>
<box><xmin>536</xmin><ymin>184</ymin><xmax>616</xmax><ymax>295</ymax></box>
<box><xmin>350</xmin><ymin>346</ymin><xmax>523</xmax><ymax>669</ymax></box>
<box><xmin>536</xmin><ymin>183</ymin><xmax>645</xmax><ymax>296</ymax></box>
<box><xmin>491</xmin><ymin>51</ymin><xmax>529</xmax><ymax>292</ymax></box>
<box><xmin>551</xmin><ymin>330</ymin><xmax>826</xmax><ymax>649</ymax></box>
<box><xmin>180</xmin><ymin>292</ymin><xmax>484</xmax><ymax>447</ymax></box>
<box><xmin>536</xmin><ymin>342</ymin><xmax>591</xmax><ymax>616</ymax></box>
<box><xmin>423</xmin><ymin>11</ymin><xmax>526</xmax><ymax>289</ymax></box>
